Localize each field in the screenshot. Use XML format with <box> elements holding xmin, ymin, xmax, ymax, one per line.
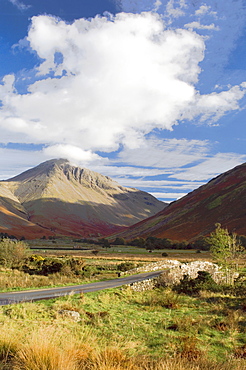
<box><xmin>0</xmin><ymin>238</ymin><xmax>245</xmax><ymax>369</ymax></box>
<box><xmin>27</xmin><ymin>238</ymin><xmax>212</xmax><ymax>261</ymax></box>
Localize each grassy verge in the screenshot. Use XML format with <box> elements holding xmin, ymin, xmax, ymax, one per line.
<box><xmin>0</xmin><ymin>286</ymin><xmax>245</xmax><ymax>369</ymax></box>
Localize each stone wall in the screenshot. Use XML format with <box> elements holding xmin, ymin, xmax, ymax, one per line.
<box><xmin>124</xmin><ymin>259</ymin><xmax>229</xmax><ymax>291</ymax></box>
<box><xmin>128</xmin><ymin>278</ymin><xmax>157</xmax><ymax>292</ymax></box>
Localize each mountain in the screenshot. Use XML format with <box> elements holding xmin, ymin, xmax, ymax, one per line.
<box><xmin>0</xmin><ymin>159</ymin><xmax>165</xmax><ymax>239</ymax></box>
<box><xmin>114</xmin><ymin>162</ymin><xmax>246</xmax><ymax>242</ymax></box>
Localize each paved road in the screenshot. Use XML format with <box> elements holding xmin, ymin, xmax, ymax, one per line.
<box><xmin>0</xmin><ymin>271</ymin><xmax>163</xmax><ymax>306</ymax></box>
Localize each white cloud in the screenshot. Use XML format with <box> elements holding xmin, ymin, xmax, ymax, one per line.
<box><xmin>184</xmin><ymin>21</ymin><xmax>219</xmax><ymax>31</ymax></box>
<box><xmin>8</xmin><ymin>0</ymin><xmax>30</xmax><ymax>10</ymax></box>
<box><xmin>43</xmin><ymin>144</ymin><xmax>103</xmax><ymax>165</ymax></box>
<box><xmin>171</xmin><ymin>153</ymin><xmax>246</xmax><ymax>180</ymax></box>
<box><xmin>0</xmin><ymin>13</ymin><xmax>201</xmax><ymax>150</ymax></box>
<box><xmin>92</xmin><ymin>165</ymin><xmax>165</xmax><ymax>178</ymax></box>
<box><xmin>118</xmin><ymin>178</ymin><xmax>205</xmax><ymax>189</ymax></box>
<box><xmin>165</xmin><ymin>0</ymin><xmax>187</xmax><ymax>19</ymax></box>
<box><xmin>192</xmin><ymin>84</ymin><xmax>246</xmax><ymax>124</ymax></box>
<box><xmin>195</xmin><ymin>5</ymin><xmax>217</xmax><ymax>17</ymax></box>
<box><xmin>0</xmin><ymin>12</ymin><xmax>245</xmax><ymax>158</ymax></box>
<box><xmin>0</xmin><ymin>148</ymin><xmax>44</xmax><ymax>179</ymax></box>
<box><xmin>117</xmin><ymin>137</ymin><xmax>209</xmax><ymax>168</ymax></box>
<box><xmin>150</xmin><ymin>191</ymin><xmax>187</xmax><ymax>199</ymax></box>
<box><xmin>153</xmin><ymin>0</ymin><xmax>162</xmax><ymax>12</ymax></box>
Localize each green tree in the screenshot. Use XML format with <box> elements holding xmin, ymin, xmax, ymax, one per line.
<box><xmin>0</xmin><ymin>238</ymin><xmax>30</xmax><ymax>268</ymax></box>
<box><xmin>130</xmin><ymin>238</ymin><xmax>146</xmax><ymax>248</ymax></box>
<box><xmin>206</xmin><ymin>224</ymin><xmax>244</xmax><ymax>284</ymax></box>
<box><xmin>112</xmin><ymin>237</ymin><xmax>126</xmax><ymax>246</ymax></box>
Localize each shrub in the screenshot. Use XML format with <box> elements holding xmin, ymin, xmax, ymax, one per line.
<box><xmin>173</xmin><ymin>271</ymin><xmax>219</xmax><ymax>295</ymax></box>
<box><xmin>22</xmin><ymin>257</ymin><xmax>85</xmax><ymax>276</ymax></box>
<box><xmin>0</xmin><ymin>239</ymin><xmax>29</xmax><ymax>268</ymax></box>
<box><xmin>117</xmin><ymin>262</ymin><xmax>135</xmax><ymax>272</ymax></box>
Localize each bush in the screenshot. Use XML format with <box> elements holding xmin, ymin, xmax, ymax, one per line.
<box><xmin>117</xmin><ymin>262</ymin><xmax>135</xmax><ymax>272</ymax></box>
<box><xmin>22</xmin><ymin>256</ymin><xmax>85</xmax><ymax>276</ymax></box>
<box><xmin>173</xmin><ymin>271</ymin><xmax>219</xmax><ymax>295</ymax></box>
<box><xmin>0</xmin><ymin>239</ymin><xmax>29</xmax><ymax>268</ymax></box>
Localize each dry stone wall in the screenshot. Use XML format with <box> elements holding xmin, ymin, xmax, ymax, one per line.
<box><xmin>124</xmin><ymin>259</ymin><xmax>228</xmax><ymax>291</ymax></box>
<box><xmin>128</xmin><ymin>278</ymin><xmax>157</xmax><ymax>292</ymax></box>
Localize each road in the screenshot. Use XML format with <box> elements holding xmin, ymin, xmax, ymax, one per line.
<box><xmin>0</xmin><ymin>270</ymin><xmax>163</xmax><ymax>306</ymax></box>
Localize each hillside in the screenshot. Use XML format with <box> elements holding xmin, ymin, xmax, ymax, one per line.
<box><xmin>114</xmin><ymin>162</ymin><xmax>246</xmax><ymax>242</ymax></box>
<box><xmin>0</xmin><ymin>159</ymin><xmax>165</xmax><ymax>239</ymax></box>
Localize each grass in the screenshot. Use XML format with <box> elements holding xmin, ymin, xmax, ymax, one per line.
<box><xmin>0</xmin><ymin>239</ymin><xmax>244</xmax><ymax>368</ymax></box>
<box><xmin>27</xmin><ymin>238</ymin><xmax>212</xmax><ymax>261</ymax></box>
<box><xmin>0</xmin><ymin>285</ymin><xmax>245</xmax><ymax>369</ymax></box>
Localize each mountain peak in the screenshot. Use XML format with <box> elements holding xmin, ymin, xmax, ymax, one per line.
<box><xmin>8</xmin><ymin>158</ymin><xmax>71</xmax><ymax>182</ymax></box>
<box><xmin>0</xmin><ymin>159</ymin><xmax>165</xmax><ymax>239</ymax></box>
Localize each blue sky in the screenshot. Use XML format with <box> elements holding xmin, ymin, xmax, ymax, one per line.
<box><xmin>0</xmin><ymin>0</ymin><xmax>246</xmax><ymax>202</ymax></box>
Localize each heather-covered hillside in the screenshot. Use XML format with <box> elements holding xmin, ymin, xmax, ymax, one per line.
<box><xmin>114</xmin><ymin>162</ymin><xmax>246</xmax><ymax>242</ymax></box>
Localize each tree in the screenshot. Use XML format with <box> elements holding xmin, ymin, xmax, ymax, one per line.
<box><xmin>206</xmin><ymin>224</ymin><xmax>244</xmax><ymax>284</ymax></box>
<box><xmin>130</xmin><ymin>238</ymin><xmax>146</xmax><ymax>248</ymax></box>
<box><xmin>0</xmin><ymin>238</ymin><xmax>30</xmax><ymax>268</ymax></box>
<box><xmin>112</xmin><ymin>237</ymin><xmax>126</xmax><ymax>246</ymax></box>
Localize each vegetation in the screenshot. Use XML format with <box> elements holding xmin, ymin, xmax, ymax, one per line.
<box><xmin>0</xmin><ymin>239</ymin><xmax>30</xmax><ymax>268</ymax></box>
<box><xmin>206</xmin><ymin>224</ymin><xmax>245</xmax><ymax>284</ymax></box>
<box><xmin>0</xmin><ymin>281</ymin><xmax>245</xmax><ymax>369</ymax></box>
<box><xmin>0</xmin><ymin>233</ymin><xmax>245</xmax><ymax>368</ymax></box>
<box><xmin>173</xmin><ymin>271</ymin><xmax>220</xmax><ymax>295</ymax></box>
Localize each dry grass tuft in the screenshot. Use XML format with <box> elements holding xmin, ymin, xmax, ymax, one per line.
<box><xmin>0</xmin><ymin>323</ymin><xmax>19</xmax><ymax>364</ymax></box>
<box><xmin>86</xmin><ymin>347</ymin><xmax>138</xmax><ymax>370</ymax></box>
<box><xmin>13</xmin><ymin>327</ymin><xmax>77</xmax><ymax>370</ymax></box>
<box><xmin>178</xmin><ymin>336</ymin><xmax>204</xmax><ymax>362</ymax></box>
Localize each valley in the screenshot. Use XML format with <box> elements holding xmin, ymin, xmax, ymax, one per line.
<box><xmin>0</xmin><ymin>160</ymin><xmax>246</xmax><ymax>369</ymax></box>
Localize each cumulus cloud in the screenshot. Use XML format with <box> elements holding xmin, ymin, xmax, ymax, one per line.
<box><xmin>165</xmin><ymin>0</ymin><xmax>187</xmax><ymax>19</ymax></box>
<box><xmin>0</xmin><ymin>13</ymin><xmax>202</xmax><ymax>151</ymax></box>
<box><xmin>195</xmin><ymin>5</ymin><xmax>217</xmax><ymax>17</ymax></box>
<box><xmin>0</xmin><ymin>11</ymin><xmax>245</xmax><ymax>161</ymax></box>
<box><xmin>43</xmin><ymin>144</ymin><xmax>103</xmax><ymax>165</ymax></box>
<box><xmin>191</xmin><ymin>84</ymin><xmax>246</xmax><ymax>123</ymax></box>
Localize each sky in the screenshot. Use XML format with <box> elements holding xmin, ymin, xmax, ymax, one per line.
<box><xmin>0</xmin><ymin>0</ymin><xmax>246</xmax><ymax>202</ymax></box>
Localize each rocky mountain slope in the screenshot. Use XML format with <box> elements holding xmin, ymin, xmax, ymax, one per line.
<box><xmin>0</xmin><ymin>159</ymin><xmax>165</xmax><ymax>239</ymax></box>
<box><xmin>114</xmin><ymin>162</ymin><xmax>246</xmax><ymax>242</ymax></box>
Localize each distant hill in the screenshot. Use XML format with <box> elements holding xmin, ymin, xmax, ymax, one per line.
<box><xmin>113</xmin><ymin>162</ymin><xmax>246</xmax><ymax>242</ymax></box>
<box><xmin>0</xmin><ymin>159</ymin><xmax>165</xmax><ymax>239</ymax></box>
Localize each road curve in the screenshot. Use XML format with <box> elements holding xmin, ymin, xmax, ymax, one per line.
<box><xmin>0</xmin><ymin>270</ymin><xmax>164</xmax><ymax>306</ymax></box>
